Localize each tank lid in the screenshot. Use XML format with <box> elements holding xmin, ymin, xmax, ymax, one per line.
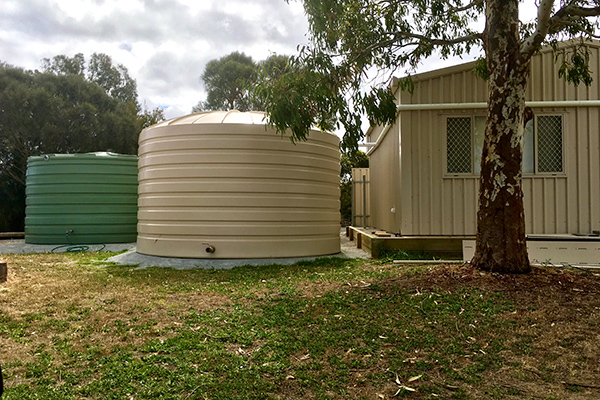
<box><xmin>28</xmin><ymin>152</ymin><xmax>137</xmax><ymax>162</ymax></box>
<box><xmin>153</xmin><ymin>110</ymin><xmax>267</xmax><ymax>128</ymax></box>
<box><xmin>146</xmin><ymin>110</ymin><xmax>338</xmax><ymax>139</ymax></box>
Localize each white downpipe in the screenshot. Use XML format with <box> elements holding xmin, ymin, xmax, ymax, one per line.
<box><xmin>363</xmin><ymin>99</ymin><xmax>600</xmax><ymax>154</ymax></box>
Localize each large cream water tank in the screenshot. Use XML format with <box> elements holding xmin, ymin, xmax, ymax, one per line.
<box><xmin>137</xmin><ymin>111</ymin><xmax>340</xmax><ymax>258</ymax></box>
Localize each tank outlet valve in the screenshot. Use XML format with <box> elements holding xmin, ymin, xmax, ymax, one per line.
<box><xmin>202</xmin><ymin>243</ymin><xmax>215</xmax><ymax>253</ymax></box>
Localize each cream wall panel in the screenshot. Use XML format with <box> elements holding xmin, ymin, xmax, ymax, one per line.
<box><xmin>554</xmin><ymin>178</ymin><xmax>569</xmax><ymax>232</ymax></box>
<box><xmin>411</xmin><ymin>110</ymin><xmax>422</xmax><ymax>232</ymax></box>
<box><xmin>400</xmin><ymin>113</ymin><xmax>413</xmax><ymax>234</ymax></box>
<box><xmin>464</xmin><ymin>179</ymin><xmax>478</xmax><ymax>234</ymax></box>
<box><xmin>430</xmin><ymin>113</ymin><xmax>443</xmax><ymax>235</ymax></box>
<box><xmin>575</xmin><ymin>109</ymin><xmax>590</xmax><ymax>232</ymax></box>
<box><xmin>369</xmin><ymin>122</ymin><xmax>399</xmax><ymax>232</ymax></box>
<box><xmin>371</xmin><ymin>41</ymin><xmax>600</xmax><ymax>236</ymax></box>
<box><xmin>420</xmin><ymin>111</ymin><xmax>433</xmax><ymax>233</ymax></box>
<box><xmin>441</xmin><ymin>183</ymin><xmax>453</xmax><ymax>234</ymax></box>
<box><xmin>589</xmin><ymin>107</ymin><xmax>600</xmax><ymax>232</ymax></box>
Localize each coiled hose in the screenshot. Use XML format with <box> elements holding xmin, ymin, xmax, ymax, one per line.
<box><xmin>51</xmin><ymin>231</ymin><xmax>106</xmax><ymax>253</ymax></box>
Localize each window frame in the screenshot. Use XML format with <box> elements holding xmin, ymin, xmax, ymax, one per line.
<box><xmin>528</xmin><ymin>114</ymin><xmax>566</xmax><ymax>176</ymax></box>
<box><xmin>443</xmin><ymin>113</ymin><xmax>566</xmax><ymax>178</ymax></box>
<box><xmin>443</xmin><ymin>114</ymin><xmax>485</xmax><ymax>177</ymax></box>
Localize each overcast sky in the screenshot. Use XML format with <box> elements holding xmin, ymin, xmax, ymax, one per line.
<box><xmin>2</xmin><ymin>1</ymin><xmax>540</xmax><ymax>121</ymax></box>
<box><xmin>0</xmin><ymin>0</ymin><xmax>314</xmax><ymax>119</ymax></box>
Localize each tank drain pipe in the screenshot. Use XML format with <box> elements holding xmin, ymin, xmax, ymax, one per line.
<box><xmin>202</xmin><ymin>243</ymin><xmax>215</xmax><ymax>254</ymax></box>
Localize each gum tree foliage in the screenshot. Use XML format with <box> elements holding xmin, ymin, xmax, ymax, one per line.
<box><xmin>87</xmin><ymin>53</ymin><xmax>139</xmax><ymax>105</ymax></box>
<box><xmin>257</xmin><ymin>0</ymin><xmax>600</xmax><ymax>274</ymax></box>
<box><xmin>138</xmin><ymin>106</ymin><xmax>166</xmax><ymax>130</ymax></box>
<box><xmin>42</xmin><ymin>53</ymin><xmax>139</xmax><ymax>106</ymax></box>
<box><xmin>0</xmin><ymin>55</ymin><xmax>163</xmax><ymax>232</ymax></box>
<box><xmin>258</xmin><ymin>54</ymin><xmax>293</xmax><ymax>80</ymax></box>
<box><xmin>193</xmin><ymin>52</ymin><xmax>258</xmax><ymax>112</ymax></box>
<box><xmin>253</xmin><ymin>54</ymin><xmax>294</xmax><ymax>110</ymax></box>
<box><xmin>41</xmin><ymin>53</ymin><xmax>86</xmax><ymax>75</ymax></box>
<box><xmin>194</xmin><ymin>52</ymin><xmax>292</xmax><ymax>112</ymax></box>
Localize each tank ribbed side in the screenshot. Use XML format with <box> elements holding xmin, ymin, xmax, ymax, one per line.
<box><xmin>25</xmin><ymin>153</ymin><xmax>138</xmax><ymax>244</ymax></box>
<box><xmin>136</xmin><ymin>112</ymin><xmax>341</xmax><ymax>258</ymax></box>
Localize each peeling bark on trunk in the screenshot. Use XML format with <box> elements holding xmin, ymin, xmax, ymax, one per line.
<box><xmin>471</xmin><ymin>0</ymin><xmax>531</xmax><ymax>273</ymax></box>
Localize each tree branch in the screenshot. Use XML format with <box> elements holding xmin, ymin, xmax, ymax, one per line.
<box><xmin>557</xmin><ymin>5</ymin><xmax>600</xmax><ymax>17</ymax></box>
<box><xmin>520</xmin><ymin>0</ymin><xmax>555</xmax><ymax>59</ymax></box>
<box><xmin>547</xmin><ymin>4</ymin><xmax>600</xmax><ymax>34</ymax></box>
<box><xmin>521</xmin><ymin>1</ymin><xmax>600</xmax><ymax>59</ymax></box>
<box><xmin>343</xmin><ymin>31</ymin><xmax>480</xmax><ymax>77</ymax></box>
<box><xmin>449</xmin><ymin>0</ymin><xmax>484</xmax><ymax>13</ymax></box>
<box><xmin>391</xmin><ymin>31</ymin><xmax>482</xmax><ymax>46</ymax></box>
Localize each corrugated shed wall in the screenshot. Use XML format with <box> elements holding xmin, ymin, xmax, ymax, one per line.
<box><xmin>383</xmin><ymin>41</ymin><xmax>600</xmax><ymax>236</ymax></box>
<box><xmin>369</xmin><ymin>121</ymin><xmax>401</xmax><ymax>232</ymax></box>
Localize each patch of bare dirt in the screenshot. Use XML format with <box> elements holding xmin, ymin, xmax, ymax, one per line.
<box><xmin>379</xmin><ymin>264</ymin><xmax>600</xmax><ymax>399</ymax></box>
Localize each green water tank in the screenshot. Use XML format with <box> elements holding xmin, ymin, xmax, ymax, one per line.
<box><xmin>25</xmin><ymin>152</ymin><xmax>138</xmax><ymax>244</ymax></box>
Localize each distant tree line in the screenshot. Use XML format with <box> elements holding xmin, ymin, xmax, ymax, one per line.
<box><xmin>193</xmin><ymin>52</ymin><xmax>291</xmax><ymax>113</ymax></box>
<box><xmin>0</xmin><ymin>53</ymin><xmax>165</xmax><ymax>232</ymax></box>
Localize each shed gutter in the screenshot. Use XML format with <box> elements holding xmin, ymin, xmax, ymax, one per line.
<box><xmin>364</xmin><ymin>123</ymin><xmax>394</xmax><ymax>155</ymax></box>
<box><xmin>364</xmin><ymin>99</ymin><xmax>600</xmax><ymax>155</ymax></box>
<box><xmin>393</xmin><ymin>100</ymin><xmax>600</xmax><ymax>111</ymax></box>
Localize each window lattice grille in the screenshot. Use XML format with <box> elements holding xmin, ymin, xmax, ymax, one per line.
<box><xmin>447</xmin><ymin>117</ymin><xmax>472</xmax><ymax>173</ymax></box>
<box><xmin>537</xmin><ymin>115</ymin><xmax>563</xmax><ymax>173</ymax></box>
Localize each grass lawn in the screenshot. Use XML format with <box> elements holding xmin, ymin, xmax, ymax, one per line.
<box><xmin>0</xmin><ymin>252</ymin><xmax>599</xmax><ymax>399</ymax></box>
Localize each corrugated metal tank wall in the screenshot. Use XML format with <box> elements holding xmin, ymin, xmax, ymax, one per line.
<box><xmin>25</xmin><ymin>153</ymin><xmax>138</xmax><ymax>244</ymax></box>
<box><xmin>137</xmin><ymin>111</ymin><xmax>341</xmax><ymax>258</ymax></box>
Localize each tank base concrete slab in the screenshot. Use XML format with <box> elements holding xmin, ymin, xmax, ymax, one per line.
<box><xmin>0</xmin><ymin>231</ymin><xmax>369</xmax><ymax>269</ymax></box>
<box><xmin>109</xmin><ymin>231</ymin><xmax>369</xmax><ymax>269</ymax></box>
<box><xmin>110</xmin><ymin>251</ymin><xmax>335</xmax><ymax>269</ymax></box>
<box><xmin>0</xmin><ymin>239</ymin><xmax>135</xmax><ymax>254</ymax></box>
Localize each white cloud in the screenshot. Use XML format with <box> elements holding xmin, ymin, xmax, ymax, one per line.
<box><xmin>0</xmin><ymin>0</ymin><xmax>309</xmax><ymax>119</ymax></box>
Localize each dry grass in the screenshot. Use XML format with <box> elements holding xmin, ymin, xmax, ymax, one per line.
<box><xmin>1</xmin><ymin>253</ymin><xmax>233</xmax><ymax>381</ymax></box>
<box><xmin>0</xmin><ymin>253</ymin><xmax>599</xmax><ymax>399</ymax></box>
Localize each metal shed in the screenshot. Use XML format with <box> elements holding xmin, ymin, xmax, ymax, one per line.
<box><xmin>366</xmin><ymin>40</ymin><xmax>600</xmax><ymax>237</ymax></box>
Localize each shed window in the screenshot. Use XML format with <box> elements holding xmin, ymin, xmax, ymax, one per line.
<box><xmin>446</xmin><ymin>114</ymin><xmax>563</xmax><ymax>175</ymax></box>
<box><xmin>523</xmin><ymin>115</ymin><xmax>564</xmax><ymax>173</ymax></box>
<box><xmin>536</xmin><ymin>115</ymin><xmax>563</xmax><ymax>173</ymax></box>
<box><xmin>446</xmin><ymin>117</ymin><xmax>472</xmax><ymax>173</ymax></box>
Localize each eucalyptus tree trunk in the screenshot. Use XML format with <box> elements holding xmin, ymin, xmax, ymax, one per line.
<box><xmin>471</xmin><ymin>0</ymin><xmax>531</xmax><ymax>273</ymax></box>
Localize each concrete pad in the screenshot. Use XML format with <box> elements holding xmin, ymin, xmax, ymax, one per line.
<box><xmin>109</xmin><ymin>251</ymin><xmax>333</xmax><ymax>269</ymax></box>
<box><xmin>0</xmin><ymin>239</ymin><xmax>135</xmax><ymax>255</ymax></box>
<box><xmin>0</xmin><ymin>230</ymin><xmax>369</xmax><ymax>269</ymax></box>
<box><xmin>108</xmin><ymin>230</ymin><xmax>369</xmax><ymax>269</ymax></box>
